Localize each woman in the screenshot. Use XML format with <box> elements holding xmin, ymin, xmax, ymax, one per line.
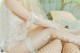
<box><xmin>0</xmin><ymin>0</ymin><xmax>61</xmax><ymax>53</ymax></box>
<box><xmin>0</xmin><ymin>0</ymin><xmax>80</xmax><ymax>53</ymax></box>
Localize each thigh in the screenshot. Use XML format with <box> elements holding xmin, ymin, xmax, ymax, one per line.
<box><xmin>5</xmin><ymin>27</ymin><xmax>54</xmax><ymax>53</ymax></box>
<box><xmin>29</xmin><ymin>27</ymin><xmax>55</xmax><ymax>50</ymax></box>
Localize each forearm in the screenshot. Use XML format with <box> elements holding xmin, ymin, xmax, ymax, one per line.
<box><xmin>34</xmin><ymin>17</ymin><xmax>60</xmax><ymax>30</ymax></box>
<box><xmin>31</xmin><ymin>13</ymin><xmax>60</xmax><ymax>30</ymax></box>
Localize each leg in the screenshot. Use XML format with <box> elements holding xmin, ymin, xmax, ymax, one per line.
<box><xmin>5</xmin><ymin>27</ymin><xmax>55</xmax><ymax>53</ymax></box>
<box><xmin>5</xmin><ymin>27</ymin><xmax>80</xmax><ymax>53</ymax></box>
<box><xmin>50</xmin><ymin>28</ymin><xmax>80</xmax><ymax>45</ymax></box>
<box><xmin>19</xmin><ymin>27</ymin><xmax>80</xmax><ymax>53</ymax></box>
<box><xmin>30</xmin><ymin>27</ymin><xmax>80</xmax><ymax>46</ymax></box>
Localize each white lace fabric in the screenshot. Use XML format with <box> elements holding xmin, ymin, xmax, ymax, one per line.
<box><xmin>4</xmin><ymin>7</ymin><xmax>25</xmax><ymax>48</ymax></box>
<box><xmin>0</xmin><ymin>0</ymin><xmax>48</xmax><ymax>53</ymax></box>
<box><xmin>3</xmin><ymin>6</ymin><xmax>36</xmax><ymax>53</ymax></box>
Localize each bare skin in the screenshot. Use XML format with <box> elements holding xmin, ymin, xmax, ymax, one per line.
<box><xmin>4</xmin><ymin>0</ymin><xmax>80</xmax><ymax>53</ymax></box>
<box><xmin>4</xmin><ymin>26</ymin><xmax>80</xmax><ymax>53</ymax></box>
<box><xmin>5</xmin><ymin>0</ymin><xmax>61</xmax><ymax>53</ymax></box>
<box><xmin>5</xmin><ymin>0</ymin><xmax>60</xmax><ymax>30</ymax></box>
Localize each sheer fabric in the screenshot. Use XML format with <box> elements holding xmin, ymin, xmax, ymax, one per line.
<box><xmin>0</xmin><ymin>0</ymin><xmax>48</xmax><ymax>52</ymax></box>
